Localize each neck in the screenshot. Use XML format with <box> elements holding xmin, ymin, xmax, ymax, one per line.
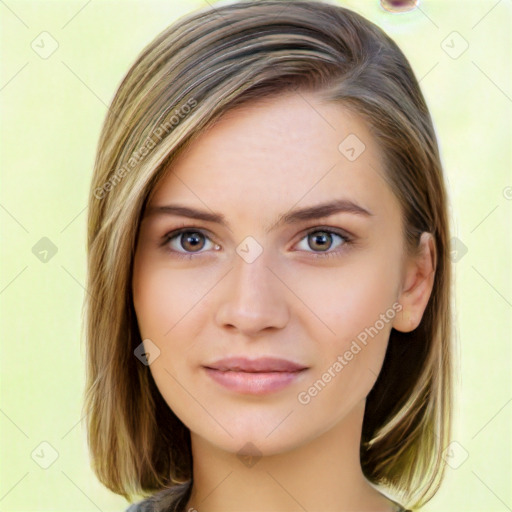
<box><xmin>185</xmin><ymin>400</ymin><xmax>397</xmax><ymax>512</ymax></box>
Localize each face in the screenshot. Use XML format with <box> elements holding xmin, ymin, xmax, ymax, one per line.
<box><xmin>132</xmin><ymin>91</ymin><xmax>410</xmax><ymax>457</ymax></box>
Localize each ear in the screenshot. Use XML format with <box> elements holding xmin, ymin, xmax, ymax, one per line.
<box><xmin>392</xmin><ymin>232</ymin><xmax>437</xmax><ymax>333</ymax></box>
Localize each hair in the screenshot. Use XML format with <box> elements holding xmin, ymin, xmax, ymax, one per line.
<box><xmin>83</xmin><ymin>0</ymin><xmax>453</xmax><ymax>510</ymax></box>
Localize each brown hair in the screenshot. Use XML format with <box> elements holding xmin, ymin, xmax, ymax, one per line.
<box><xmin>83</xmin><ymin>0</ymin><xmax>452</xmax><ymax>509</ymax></box>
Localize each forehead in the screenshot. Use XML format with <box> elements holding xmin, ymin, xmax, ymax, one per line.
<box><xmin>149</xmin><ymin>92</ymin><xmax>398</xmax><ymax>219</ymax></box>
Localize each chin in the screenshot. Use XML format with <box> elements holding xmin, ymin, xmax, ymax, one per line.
<box><xmin>187</xmin><ymin>409</ymin><xmax>333</xmax><ymax>460</ymax></box>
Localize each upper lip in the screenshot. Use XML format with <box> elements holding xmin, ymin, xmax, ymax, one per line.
<box><xmin>204</xmin><ymin>357</ymin><xmax>308</xmax><ymax>373</ymax></box>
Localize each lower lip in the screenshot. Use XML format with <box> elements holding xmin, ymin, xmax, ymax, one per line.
<box><xmin>204</xmin><ymin>368</ymin><xmax>306</xmax><ymax>395</ymax></box>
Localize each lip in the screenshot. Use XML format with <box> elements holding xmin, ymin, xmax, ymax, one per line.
<box><xmin>203</xmin><ymin>357</ymin><xmax>309</xmax><ymax>395</ymax></box>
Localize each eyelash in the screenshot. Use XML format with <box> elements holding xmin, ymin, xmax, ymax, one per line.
<box><xmin>160</xmin><ymin>225</ymin><xmax>354</xmax><ymax>261</ymax></box>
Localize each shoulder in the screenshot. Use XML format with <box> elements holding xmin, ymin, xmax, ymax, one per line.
<box><xmin>124</xmin><ymin>498</ymin><xmax>152</xmax><ymax>512</ymax></box>
<box><xmin>123</xmin><ymin>494</ymin><xmax>160</xmax><ymax>512</ymax></box>
<box><xmin>124</xmin><ymin>481</ymin><xmax>192</xmax><ymax>512</ymax></box>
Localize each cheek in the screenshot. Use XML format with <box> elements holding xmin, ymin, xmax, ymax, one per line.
<box><xmin>132</xmin><ymin>268</ymin><xmax>170</xmax><ymax>338</ymax></box>
<box><xmin>293</xmin><ymin>248</ymin><xmax>401</xmax><ymax>401</ymax></box>
<box><xmin>132</xmin><ymin>261</ymin><xmax>210</xmax><ymax>339</ymax></box>
<box><xmin>132</xmin><ymin>262</ymin><xmax>202</xmax><ymax>426</ymax></box>
<box><xmin>296</xmin><ymin>252</ymin><xmax>401</xmax><ymax>344</ymax></box>
<box><xmin>295</xmin><ymin>271</ymin><xmax>396</xmax><ymax>422</ymax></box>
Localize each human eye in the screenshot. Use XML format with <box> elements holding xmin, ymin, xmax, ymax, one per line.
<box><xmin>160</xmin><ymin>227</ymin><xmax>219</xmax><ymax>260</ymax></box>
<box><xmin>294</xmin><ymin>226</ymin><xmax>352</xmax><ymax>259</ymax></box>
<box><xmin>159</xmin><ymin>225</ymin><xmax>353</xmax><ymax>261</ymax></box>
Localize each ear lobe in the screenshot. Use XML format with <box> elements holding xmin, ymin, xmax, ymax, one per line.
<box><xmin>392</xmin><ymin>232</ymin><xmax>436</xmax><ymax>333</ymax></box>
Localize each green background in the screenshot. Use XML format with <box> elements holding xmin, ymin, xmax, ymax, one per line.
<box><xmin>1</xmin><ymin>0</ymin><xmax>510</xmax><ymax>510</ymax></box>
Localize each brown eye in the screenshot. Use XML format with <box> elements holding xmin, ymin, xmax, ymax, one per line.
<box><xmin>307</xmin><ymin>231</ymin><xmax>334</xmax><ymax>252</ymax></box>
<box><xmin>179</xmin><ymin>231</ymin><xmax>206</xmax><ymax>252</ymax></box>
<box><xmin>160</xmin><ymin>227</ymin><xmax>221</xmax><ymax>260</ymax></box>
<box><xmin>163</xmin><ymin>229</ymin><xmax>217</xmax><ymax>256</ymax></box>
<box><xmin>296</xmin><ymin>229</ymin><xmax>349</xmax><ymax>256</ymax></box>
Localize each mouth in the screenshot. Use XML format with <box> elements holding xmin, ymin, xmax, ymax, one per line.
<box><xmin>202</xmin><ymin>357</ymin><xmax>309</xmax><ymax>395</ymax></box>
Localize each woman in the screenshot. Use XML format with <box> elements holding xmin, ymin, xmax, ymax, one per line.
<box><xmin>83</xmin><ymin>1</ymin><xmax>453</xmax><ymax>511</ymax></box>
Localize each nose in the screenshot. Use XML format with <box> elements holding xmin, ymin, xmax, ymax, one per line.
<box><xmin>214</xmin><ymin>250</ymin><xmax>289</xmax><ymax>336</ymax></box>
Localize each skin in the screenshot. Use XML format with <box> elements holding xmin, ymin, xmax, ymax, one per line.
<box><xmin>132</xmin><ymin>91</ymin><xmax>436</xmax><ymax>512</ymax></box>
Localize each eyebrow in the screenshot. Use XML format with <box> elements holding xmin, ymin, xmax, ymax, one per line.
<box><xmin>144</xmin><ymin>199</ymin><xmax>373</xmax><ymax>233</ymax></box>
